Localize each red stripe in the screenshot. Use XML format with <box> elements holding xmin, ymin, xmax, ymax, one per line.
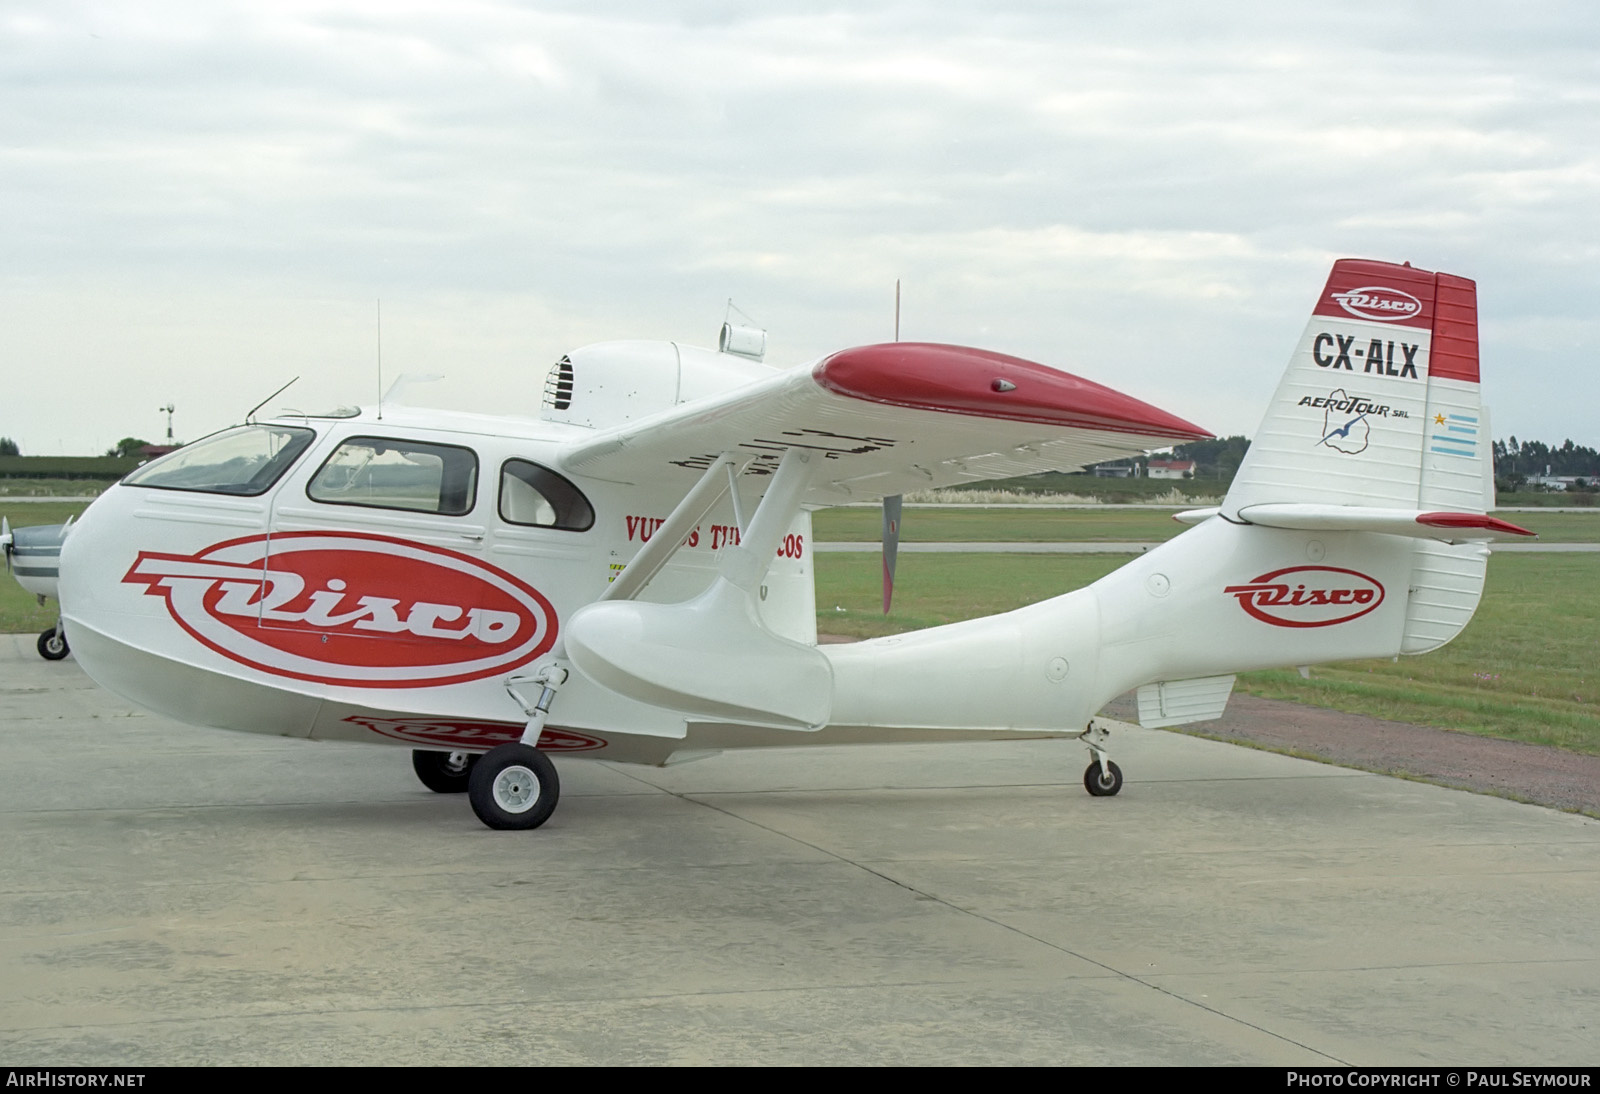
<box><xmin>812</xmin><ymin>343</ymin><xmax>1211</xmax><ymax>441</ymax></box>
<box><xmin>1416</xmin><ymin>512</ymin><xmax>1533</xmax><ymax>536</ymax></box>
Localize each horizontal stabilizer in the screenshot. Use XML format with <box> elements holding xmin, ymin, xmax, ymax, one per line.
<box><xmin>1234</xmin><ymin>504</ymin><xmax>1533</xmax><ymax>543</ymax></box>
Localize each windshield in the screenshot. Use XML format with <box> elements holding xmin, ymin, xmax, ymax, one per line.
<box><xmin>122</xmin><ymin>424</ymin><xmax>316</xmax><ymax>496</ymax></box>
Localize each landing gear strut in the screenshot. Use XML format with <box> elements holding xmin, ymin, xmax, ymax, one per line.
<box><xmin>37</xmin><ymin>625</ymin><xmax>68</xmax><ymax>661</ymax></box>
<box><xmin>467</xmin><ymin>661</ymin><xmax>569</xmax><ymax>830</ymax></box>
<box><xmin>1078</xmin><ymin>721</ymin><xmax>1123</xmax><ymax>797</ymax></box>
<box><xmin>411</xmin><ymin>750</ymin><xmax>478</xmax><ymax>793</ymax></box>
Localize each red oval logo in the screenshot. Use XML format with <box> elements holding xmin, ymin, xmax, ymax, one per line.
<box><xmin>123</xmin><ymin>532</ymin><xmax>557</xmax><ymax>687</ymax></box>
<box><xmin>1223</xmin><ymin>566</ymin><xmax>1385</xmax><ymax>628</ymax></box>
<box><xmin>1330</xmin><ymin>286</ymin><xmax>1422</xmax><ymax>323</ymax></box>
<box><xmin>345</xmin><ymin>715</ymin><xmax>606</xmax><ymax>752</ymax></box>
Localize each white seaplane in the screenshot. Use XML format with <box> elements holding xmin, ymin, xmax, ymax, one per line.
<box><xmin>5</xmin><ymin>259</ymin><xmax>1532</xmax><ymax>829</ymax></box>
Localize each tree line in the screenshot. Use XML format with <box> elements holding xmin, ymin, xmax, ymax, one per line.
<box><xmin>0</xmin><ymin>436</ymin><xmax>160</xmax><ymax>459</ymax></box>
<box><xmin>1491</xmin><ymin>437</ymin><xmax>1600</xmax><ymax>481</ymax></box>
<box><xmin>1163</xmin><ymin>435</ymin><xmax>1600</xmax><ymax>492</ymax></box>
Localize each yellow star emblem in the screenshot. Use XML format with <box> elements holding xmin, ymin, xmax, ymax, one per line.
<box><xmin>1434</xmin><ymin>414</ymin><xmax>1446</xmax><ymax>426</ymax></box>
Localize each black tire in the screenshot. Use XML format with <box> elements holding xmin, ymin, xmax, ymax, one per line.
<box><xmin>411</xmin><ymin>749</ymin><xmax>479</xmax><ymax>793</ymax></box>
<box><xmin>468</xmin><ymin>743</ymin><xmax>560</xmax><ymax>830</ymax></box>
<box><xmin>37</xmin><ymin>627</ymin><xmax>69</xmax><ymax>661</ymax></box>
<box><xmin>1084</xmin><ymin>760</ymin><xmax>1123</xmax><ymax>797</ymax></box>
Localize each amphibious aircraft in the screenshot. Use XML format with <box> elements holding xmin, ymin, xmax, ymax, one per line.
<box><xmin>20</xmin><ymin>259</ymin><xmax>1533</xmax><ymax>830</ymax></box>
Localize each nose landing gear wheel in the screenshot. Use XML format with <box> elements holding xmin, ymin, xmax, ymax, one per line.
<box><xmin>37</xmin><ymin>627</ymin><xmax>69</xmax><ymax>661</ymax></box>
<box><xmin>411</xmin><ymin>750</ymin><xmax>479</xmax><ymax>793</ymax></box>
<box><xmin>1084</xmin><ymin>760</ymin><xmax>1123</xmax><ymax>797</ymax></box>
<box><xmin>468</xmin><ymin>743</ymin><xmax>560</xmax><ymax>830</ymax></box>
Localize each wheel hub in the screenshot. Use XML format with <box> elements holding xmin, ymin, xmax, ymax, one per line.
<box><xmin>492</xmin><ymin>765</ymin><xmax>541</xmax><ymax>813</ymax></box>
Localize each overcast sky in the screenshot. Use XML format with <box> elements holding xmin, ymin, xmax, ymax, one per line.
<box><xmin>4</xmin><ymin>1</ymin><xmax>1597</xmax><ymax>457</ymax></box>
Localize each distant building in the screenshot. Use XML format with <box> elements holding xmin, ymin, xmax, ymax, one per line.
<box><xmin>1527</xmin><ymin>474</ymin><xmax>1591</xmax><ymax>490</ymax></box>
<box><xmin>1146</xmin><ymin>459</ymin><xmax>1195</xmax><ymax>480</ymax></box>
<box><xmin>138</xmin><ymin>444</ymin><xmax>179</xmax><ymax>459</ymax></box>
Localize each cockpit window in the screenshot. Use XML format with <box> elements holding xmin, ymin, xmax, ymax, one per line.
<box><xmin>308</xmin><ymin>436</ymin><xmax>478</xmax><ymax>516</ymax></box>
<box><xmin>499</xmin><ymin>459</ymin><xmax>594</xmax><ymax>531</ymax></box>
<box><xmin>123</xmin><ymin>425</ymin><xmax>315</xmax><ymax>496</ymax></box>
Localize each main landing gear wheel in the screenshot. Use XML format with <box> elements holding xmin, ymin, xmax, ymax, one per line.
<box><xmin>37</xmin><ymin>627</ymin><xmax>68</xmax><ymax>661</ymax></box>
<box><xmin>1084</xmin><ymin>760</ymin><xmax>1123</xmax><ymax>797</ymax></box>
<box><xmin>468</xmin><ymin>743</ymin><xmax>560</xmax><ymax>830</ymax></box>
<box><xmin>411</xmin><ymin>749</ymin><xmax>479</xmax><ymax>793</ymax></box>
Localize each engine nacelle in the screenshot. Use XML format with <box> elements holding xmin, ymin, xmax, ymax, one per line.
<box><xmin>540</xmin><ymin>340</ymin><xmax>780</xmax><ymax>430</ymax></box>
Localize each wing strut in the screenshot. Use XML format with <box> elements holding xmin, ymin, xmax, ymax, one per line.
<box><xmin>565</xmin><ymin>447</ymin><xmax>833</xmax><ymax>730</ymax></box>
<box><xmin>600</xmin><ymin>450</ymin><xmax>749</xmax><ymax>603</ymax></box>
<box><xmin>715</xmin><ymin>447</ymin><xmax>813</xmax><ymax>593</ymax></box>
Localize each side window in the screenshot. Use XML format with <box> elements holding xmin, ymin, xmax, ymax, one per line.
<box><xmin>308</xmin><ymin>437</ymin><xmax>478</xmax><ymax>516</ymax></box>
<box><xmin>122</xmin><ymin>425</ymin><xmax>315</xmax><ymax>496</ymax></box>
<box><xmin>499</xmin><ymin>459</ymin><xmax>594</xmax><ymax>531</ymax></box>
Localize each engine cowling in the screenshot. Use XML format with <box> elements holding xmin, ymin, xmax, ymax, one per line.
<box><xmin>540</xmin><ymin>340</ymin><xmax>781</xmax><ymax>430</ymax></box>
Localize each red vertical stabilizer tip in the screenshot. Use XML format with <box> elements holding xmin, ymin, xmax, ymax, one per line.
<box><xmin>1312</xmin><ymin>259</ymin><xmax>1478</xmax><ymax>384</ymax></box>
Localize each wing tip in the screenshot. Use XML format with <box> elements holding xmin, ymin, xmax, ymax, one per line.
<box><xmin>814</xmin><ymin>343</ymin><xmax>1211</xmax><ymax>441</ymax></box>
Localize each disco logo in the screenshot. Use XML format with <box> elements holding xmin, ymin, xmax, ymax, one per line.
<box><xmin>346</xmin><ymin>715</ymin><xmax>605</xmax><ymax>751</ymax></box>
<box><xmin>1329</xmin><ymin>286</ymin><xmax>1422</xmax><ymax>323</ymax></box>
<box><xmin>1223</xmin><ymin>566</ymin><xmax>1385</xmax><ymax>628</ymax></box>
<box><xmin>123</xmin><ymin>532</ymin><xmax>557</xmax><ymax>687</ymax></box>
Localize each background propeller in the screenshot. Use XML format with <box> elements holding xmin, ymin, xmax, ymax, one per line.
<box><xmin>881</xmin><ymin>494</ymin><xmax>901</xmax><ymax>614</ymax></box>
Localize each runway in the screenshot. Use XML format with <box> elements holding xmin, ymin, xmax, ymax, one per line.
<box><xmin>1</xmin><ymin>637</ymin><xmax>1597</xmax><ymax>1065</ymax></box>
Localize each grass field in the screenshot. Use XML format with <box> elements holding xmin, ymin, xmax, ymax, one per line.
<box><xmin>811</xmin><ymin>506</ymin><xmax>1191</xmax><ymax>542</ymax></box>
<box><xmin>0</xmin><ymin>480</ymin><xmax>107</xmax><ymax>498</ymax></box>
<box><xmin>813</xmin><ymin>549</ymin><xmax>1600</xmax><ymax>755</ymax></box>
<box><xmin>1496</xmin><ymin>490</ymin><xmax>1599</xmax><ymax>508</ymax></box>
<box><xmin>816</xmin><ymin>553</ymin><xmax>1126</xmax><ymax>639</ymax></box>
<box><xmin>1232</xmin><ymin>552</ymin><xmax>1599</xmax><ymax>753</ymax></box>
<box><xmin>812</xmin><ymin>505</ymin><xmax>1600</xmax><ymax>545</ymax></box>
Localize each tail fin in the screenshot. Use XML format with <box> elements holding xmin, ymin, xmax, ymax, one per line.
<box><xmin>1225</xmin><ymin>259</ymin><xmax>1489</xmax><ymax>516</ymax></box>
<box><xmin>1214</xmin><ymin>260</ymin><xmax>1526</xmax><ymax>656</ymax></box>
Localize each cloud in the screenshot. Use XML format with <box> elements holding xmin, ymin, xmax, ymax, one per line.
<box><xmin>3</xmin><ymin>1</ymin><xmax>1598</xmax><ymax>453</ymax></box>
